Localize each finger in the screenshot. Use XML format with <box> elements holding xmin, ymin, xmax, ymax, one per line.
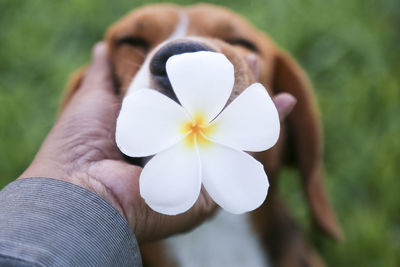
<box><xmin>273</xmin><ymin>93</ymin><xmax>297</xmax><ymax>121</ymax></box>
<box><xmin>138</xmin><ymin>191</ymin><xmax>218</xmax><ymax>242</ymax></box>
<box><xmin>58</xmin><ymin>42</ymin><xmax>121</xmax><ymax>134</ymax></box>
<box><xmin>94</xmin><ymin>159</ymin><xmax>218</xmax><ymax>242</ymax></box>
<box><xmin>80</xmin><ymin>42</ymin><xmax>114</xmax><ymax>93</ymax></box>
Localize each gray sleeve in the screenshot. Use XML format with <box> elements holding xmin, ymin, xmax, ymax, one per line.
<box><xmin>0</xmin><ymin>178</ymin><xmax>142</xmax><ymax>267</ymax></box>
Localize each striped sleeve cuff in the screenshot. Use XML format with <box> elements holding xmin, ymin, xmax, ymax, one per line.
<box><xmin>0</xmin><ymin>178</ymin><xmax>142</xmax><ymax>266</ymax></box>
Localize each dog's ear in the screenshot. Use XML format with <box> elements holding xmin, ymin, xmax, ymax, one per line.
<box><xmin>272</xmin><ymin>49</ymin><xmax>343</xmax><ymax>241</ymax></box>
<box><xmin>59</xmin><ymin>66</ymin><xmax>87</xmax><ymax>113</ymax></box>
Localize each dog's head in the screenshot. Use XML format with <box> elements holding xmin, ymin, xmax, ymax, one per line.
<box><xmin>104</xmin><ymin>3</ymin><xmax>342</xmax><ymax>241</ymax></box>
<box><xmin>65</xmin><ymin>3</ymin><xmax>342</xmax><ymax>241</ymax></box>
<box><xmin>106</xmin><ymin>4</ymin><xmax>277</xmax><ymax>103</ymax></box>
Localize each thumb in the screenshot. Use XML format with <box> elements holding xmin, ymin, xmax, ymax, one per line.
<box><xmin>79</xmin><ymin>42</ymin><xmax>114</xmax><ymax>94</ymax></box>
<box><xmin>273</xmin><ymin>93</ymin><xmax>297</xmax><ymax>122</ymax></box>
<box><xmin>59</xmin><ymin>42</ymin><xmax>120</xmax><ymax>122</ymax></box>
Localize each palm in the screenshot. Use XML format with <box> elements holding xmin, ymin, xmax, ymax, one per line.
<box><xmin>87</xmin><ymin>158</ymin><xmax>215</xmax><ymax>242</ymax></box>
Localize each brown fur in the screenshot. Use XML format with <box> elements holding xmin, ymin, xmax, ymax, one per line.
<box><xmin>63</xmin><ymin>3</ymin><xmax>342</xmax><ymax>266</ymax></box>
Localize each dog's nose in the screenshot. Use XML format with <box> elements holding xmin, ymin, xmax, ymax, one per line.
<box><xmin>150</xmin><ymin>41</ymin><xmax>213</xmax><ymax>76</ymax></box>
<box><xmin>150</xmin><ymin>41</ymin><xmax>214</xmax><ymax>98</ymax></box>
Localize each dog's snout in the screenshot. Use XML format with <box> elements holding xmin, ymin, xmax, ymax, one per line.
<box><xmin>149</xmin><ymin>42</ymin><xmax>214</xmax><ymax>99</ymax></box>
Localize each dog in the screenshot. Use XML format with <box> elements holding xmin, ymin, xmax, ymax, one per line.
<box><xmin>62</xmin><ymin>3</ymin><xmax>343</xmax><ymax>267</ymax></box>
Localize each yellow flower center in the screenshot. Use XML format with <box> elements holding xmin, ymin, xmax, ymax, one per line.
<box><xmin>181</xmin><ymin>114</ymin><xmax>216</xmax><ymax>148</ymax></box>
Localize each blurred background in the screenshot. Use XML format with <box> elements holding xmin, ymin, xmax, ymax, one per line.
<box><xmin>0</xmin><ymin>0</ymin><xmax>399</xmax><ymax>266</ymax></box>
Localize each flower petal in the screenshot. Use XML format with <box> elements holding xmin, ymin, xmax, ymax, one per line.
<box><xmin>199</xmin><ymin>143</ymin><xmax>269</xmax><ymax>214</ymax></box>
<box><xmin>166</xmin><ymin>51</ymin><xmax>234</xmax><ymax>122</ymax></box>
<box><xmin>209</xmin><ymin>83</ymin><xmax>280</xmax><ymax>152</ymax></box>
<box><xmin>116</xmin><ymin>89</ymin><xmax>191</xmax><ymax>157</ymax></box>
<box><xmin>140</xmin><ymin>141</ymin><xmax>202</xmax><ymax>215</ymax></box>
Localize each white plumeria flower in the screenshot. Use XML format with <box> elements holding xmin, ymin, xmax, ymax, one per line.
<box><xmin>116</xmin><ymin>51</ymin><xmax>280</xmax><ymax>215</ymax></box>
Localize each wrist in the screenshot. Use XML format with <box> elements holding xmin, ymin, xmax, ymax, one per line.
<box><xmin>19</xmin><ymin>159</ymin><xmax>127</xmax><ymax>223</ymax></box>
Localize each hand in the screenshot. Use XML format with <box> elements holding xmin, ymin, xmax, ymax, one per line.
<box><xmin>19</xmin><ymin>42</ymin><xmax>296</xmax><ymax>243</ymax></box>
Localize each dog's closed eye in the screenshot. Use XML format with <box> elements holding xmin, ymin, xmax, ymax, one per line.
<box><xmin>117</xmin><ymin>36</ymin><xmax>150</xmax><ymax>51</ymax></box>
<box><xmin>226</xmin><ymin>38</ymin><xmax>259</xmax><ymax>52</ymax></box>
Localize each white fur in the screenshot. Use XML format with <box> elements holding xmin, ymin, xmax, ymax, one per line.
<box><xmin>169</xmin><ymin>11</ymin><xmax>189</xmax><ymax>40</ymax></box>
<box><xmin>165</xmin><ymin>210</ymin><xmax>269</xmax><ymax>266</ymax></box>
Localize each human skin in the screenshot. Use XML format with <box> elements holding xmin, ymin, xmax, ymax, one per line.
<box><xmin>19</xmin><ymin>42</ymin><xmax>296</xmax><ymax>243</ymax></box>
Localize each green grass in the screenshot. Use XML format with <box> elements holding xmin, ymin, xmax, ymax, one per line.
<box><xmin>0</xmin><ymin>0</ymin><xmax>399</xmax><ymax>265</ymax></box>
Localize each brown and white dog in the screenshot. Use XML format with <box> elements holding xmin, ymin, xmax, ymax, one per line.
<box><xmin>62</xmin><ymin>3</ymin><xmax>343</xmax><ymax>267</ymax></box>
